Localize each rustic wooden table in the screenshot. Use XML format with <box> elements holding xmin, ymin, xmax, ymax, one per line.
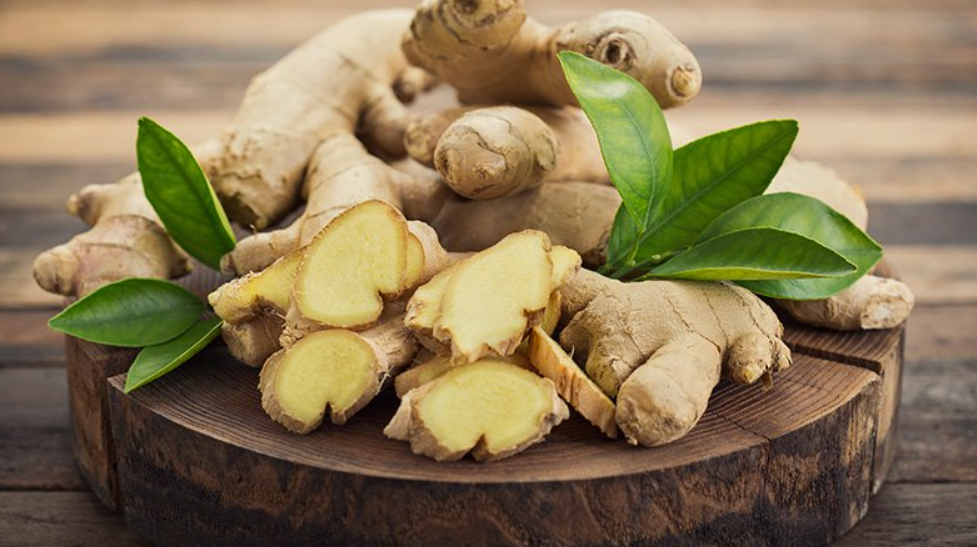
<box><xmin>1</xmin><ymin>0</ymin><xmax>976</xmax><ymax>545</ymax></box>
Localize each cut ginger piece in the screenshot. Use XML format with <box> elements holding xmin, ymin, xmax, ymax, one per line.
<box><xmin>291</xmin><ymin>200</ymin><xmax>409</xmax><ymax>329</ymax></box>
<box><xmin>404</xmin><ymin>221</ymin><xmax>450</xmax><ymax>289</ymax></box>
<box><xmin>433</xmin><ymin>231</ymin><xmax>555</xmax><ymax>361</ymax></box>
<box><xmin>384</xmin><ymin>360</ymin><xmax>568</xmax><ymax>462</ymax></box>
<box><xmin>260</xmin><ymin>316</ymin><xmax>417</xmax><ymax>434</ymax></box>
<box><xmin>527</xmin><ymin>327</ymin><xmax>618</xmax><ymax>438</ymax></box>
<box><xmin>208</xmin><ymin>249</ymin><xmax>303</xmax><ymax>324</ymax></box>
<box><xmin>394</xmin><ymin>351</ymin><xmax>533</xmax><ymax>398</ymax></box>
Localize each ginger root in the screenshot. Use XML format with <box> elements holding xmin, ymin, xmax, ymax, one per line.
<box><xmin>404</xmin><ymin>0</ymin><xmax>701</xmax><ymax>109</ymax></box>
<box><xmin>32</xmin><ymin>175</ymin><xmax>191</xmax><ymax>296</ymax></box>
<box><xmin>260</xmin><ymin>310</ymin><xmax>417</xmax><ymax>433</ymax></box>
<box><xmin>405</xmin><ymin>106</ymin><xmax>607</xmax><ymax>200</ymax></box>
<box><xmin>559</xmin><ymin>269</ymin><xmax>791</xmax><ymax>446</ymax></box>
<box><xmin>384</xmin><ymin>359</ymin><xmax>568</xmax><ymax>461</ymax></box>
<box><xmin>35</xmin><ymin>10</ymin><xmax>432</xmax><ymax>296</ymax></box>
<box><xmin>527</xmin><ymin>327</ymin><xmax>618</xmax><ymax>439</ymax></box>
<box><xmin>779</xmin><ymin>274</ymin><xmax>915</xmax><ymax>331</ymax></box>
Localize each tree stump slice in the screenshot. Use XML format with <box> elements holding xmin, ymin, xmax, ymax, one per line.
<box><xmin>64</xmin><ymin>262</ymin><xmax>905</xmax><ymax>547</ymax></box>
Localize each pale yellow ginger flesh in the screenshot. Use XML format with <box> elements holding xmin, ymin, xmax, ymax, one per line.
<box><xmin>209</xmin><ymin>249</ymin><xmax>302</xmax><ymax>325</ymax></box>
<box><xmin>406</xmin><ymin>235</ymin><xmax>579</xmax><ymax>361</ymax></box>
<box><xmin>527</xmin><ymin>327</ymin><xmax>618</xmax><ymax>439</ymax></box>
<box><xmin>384</xmin><ymin>360</ymin><xmax>569</xmax><ymax>462</ymax></box>
<box><xmin>394</xmin><ymin>351</ymin><xmax>534</xmax><ymax>398</ymax></box>
<box><xmin>261</xmin><ymin>330</ymin><xmax>377</xmax><ymax>433</ymax></box>
<box><xmin>292</xmin><ymin>201</ymin><xmax>408</xmax><ymax>329</ymax></box>
<box><xmin>433</xmin><ymin>232</ymin><xmax>557</xmax><ymax>361</ymax></box>
<box><xmin>260</xmin><ymin>314</ymin><xmax>417</xmax><ymax>433</ymax></box>
<box><xmin>560</xmin><ymin>269</ymin><xmax>791</xmax><ymax>447</ymax></box>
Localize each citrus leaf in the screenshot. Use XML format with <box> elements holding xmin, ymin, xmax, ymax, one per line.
<box><xmin>558</xmin><ymin>51</ymin><xmax>672</xmax><ymax>244</ymax></box>
<box><xmin>698</xmin><ymin>192</ymin><xmax>883</xmax><ymax>300</ymax></box>
<box><xmin>124</xmin><ymin>317</ymin><xmax>223</xmax><ymax>393</ymax></box>
<box><xmin>644</xmin><ymin>227</ymin><xmax>856</xmax><ymax>281</ymax></box>
<box><xmin>628</xmin><ymin>120</ymin><xmax>798</xmax><ymax>260</ymax></box>
<box><xmin>48</xmin><ymin>278</ymin><xmax>204</xmax><ymax>347</ymax></box>
<box><xmin>138</xmin><ymin>117</ymin><xmax>236</xmax><ymax>270</ymax></box>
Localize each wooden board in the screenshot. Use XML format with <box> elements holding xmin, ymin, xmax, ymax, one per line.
<box><xmin>53</xmin><ymin>263</ymin><xmax>905</xmax><ymax>547</ymax></box>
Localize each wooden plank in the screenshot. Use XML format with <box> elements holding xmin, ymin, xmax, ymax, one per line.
<box><xmin>825</xmin><ymin>159</ymin><xmax>977</xmax><ymax>204</ymax></box>
<box><xmin>868</xmin><ymin>203</ymin><xmax>977</xmax><ymax>246</ymax></box>
<box><xmin>2</xmin><ymin>105</ymin><xmax>974</xmax><ymax>165</ymax></box>
<box><xmin>0</xmin><ymin>249</ymin><xmax>63</xmax><ymax>308</ymax></box>
<box><xmin>0</xmin><ymin>428</ymin><xmax>84</xmax><ymax>490</ymax></box>
<box><xmin>0</xmin><ymin>163</ymin><xmax>130</xmax><ymax>211</ymax></box>
<box><xmin>0</xmin><ymin>7</ymin><xmax>974</xmax><ymax>112</ymax></box>
<box><xmin>0</xmin><ymin>368</ymin><xmax>68</xmax><ymax>428</ymax></box>
<box><xmin>884</xmin><ymin>246</ymin><xmax>977</xmax><ymax>305</ymax></box>
<box><xmin>0</xmin><ymin>309</ymin><xmax>64</xmax><ymax>368</ymax></box>
<box><xmin>833</xmin><ymin>484</ymin><xmax>977</xmax><ymax>546</ymax></box>
<box><xmin>905</xmin><ymin>304</ymin><xmax>977</xmax><ymax>363</ymax></box>
<box><xmin>0</xmin><ymin>492</ymin><xmax>148</xmax><ymax>547</ymax></box>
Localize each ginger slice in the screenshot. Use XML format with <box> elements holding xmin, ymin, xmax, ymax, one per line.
<box><xmin>209</xmin><ymin>249</ymin><xmax>302</xmax><ymax>325</ymax></box>
<box><xmin>260</xmin><ymin>315</ymin><xmax>417</xmax><ymax>434</ymax></box>
<box><xmin>433</xmin><ymin>231</ymin><xmax>555</xmax><ymax>362</ymax></box>
<box><xmin>384</xmin><ymin>360</ymin><xmax>568</xmax><ymax>462</ymax></box>
<box><xmin>549</xmin><ymin>245</ymin><xmax>582</xmax><ymax>288</ymax></box>
<box><xmin>291</xmin><ymin>201</ymin><xmax>409</xmax><ymax>330</ymax></box>
<box><xmin>394</xmin><ymin>351</ymin><xmax>533</xmax><ymax>398</ymax></box>
<box><xmin>527</xmin><ymin>327</ymin><xmax>617</xmax><ymax>438</ymax></box>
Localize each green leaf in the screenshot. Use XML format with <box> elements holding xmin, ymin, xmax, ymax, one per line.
<box><xmin>558</xmin><ymin>51</ymin><xmax>672</xmax><ymax>238</ymax></box>
<box><xmin>644</xmin><ymin>227</ymin><xmax>856</xmax><ymax>281</ymax></box>
<box><xmin>698</xmin><ymin>192</ymin><xmax>884</xmax><ymax>300</ymax></box>
<box><xmin>124</xmin><ymin>317</ymin><xmax>223</xmax><ymax>393</ymax></box>
<box><xmin>48</xmin><ymin>278</ymin><xmax>205</xmax><ymax>347</ymax></box>
<box><xmin>137</xmin><ymin>117</ymin><xmax>236</xmax><ymax>270</ymax></box>
<box><xmin>622</xmin><ymin>120</ymin><xmax>798</xmax><ymax>262</ymax></box>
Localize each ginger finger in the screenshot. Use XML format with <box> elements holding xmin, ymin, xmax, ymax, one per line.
<box><xmin>778</xmin><ymin>274</ymin><xmax>915</xmax><ymax>331</ymax></box>
<box><xmin>384</xmin><ymin>360</ymin><xmax>568</xmax><ymax>462</ymax></box>
<box><xmin>404</xmin><ymin>0</ymin><xmax>701</xmax><ymax>109</ymax></box>
<box><xmin>407</xmin><ymin>105</ymin><xmax>607</xmax><ymax>200</ymax></box>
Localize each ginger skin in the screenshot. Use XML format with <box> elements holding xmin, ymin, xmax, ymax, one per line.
<box><xmin>32</xmin><ymin>175</ymin><xmax>192</xmax><ymax>297</ymax></box>
<box><xmin>404</xmin><ymin>0</ymin><xmax>701</xmax><ymax>109</ymax></box>
<box><xmin>559</xmin><ymin>269</ymin><xmax>791</xmax><ymax>446</ymax></box>
<box><xmin>34</xmin><ymin>10</ymin><xmax>431</xmax><ymax>295</ymax></box>
<box><xmin>405</xmin><ymin>106</ymin><xmax>607</xmax><ymax>200</ymax></box>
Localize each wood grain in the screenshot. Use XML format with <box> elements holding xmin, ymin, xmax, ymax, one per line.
<box><xmin>0</xmin><ymin>492</ymin><xmax>149</xmax><ymax>547</ymax></box>
<box><xmin>107</xmin><ymin>349</ymin><xmax>884</xmax><ymax>547</ymax></box>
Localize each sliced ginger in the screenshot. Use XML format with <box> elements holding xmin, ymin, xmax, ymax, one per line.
<box><xmin>291</xmin><ymin>201</ymin><xmax>409</xmax><ymax>330</ymax></box>
<box><xmin>209</xmin><ymin>249</ymin><xmax>302</xmax><ymax>324</ymax></box>
<box><xmin>406</xmin><ymin>231</ymin><xmax>580</xmax><ymax>363</ymax></box>
<box><xmin>385</xmin><ymin>360</ymin><xmax>568</xmax><ymax>462</ymax></box>
<box><xmin>261</xmin><ymin>313</ymin><xmax>417</xmax><ymax>434</ymax></box>
<box><xmin>394</xmin><ymin>351</ymin><xmax>533</xmax><ymax>398</ymax></box>
<box><xmin>527</xmin><ymin>326</ymin><xmax>617</xmax><ymax>438</ymax></box>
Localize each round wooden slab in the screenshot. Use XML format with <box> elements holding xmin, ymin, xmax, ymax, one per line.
<box><xmin>63</xmin><ymin>262</ymin><xmax>905</xmax><ymax>547</ymax></box>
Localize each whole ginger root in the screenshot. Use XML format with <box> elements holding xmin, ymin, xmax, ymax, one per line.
<box><xmin>559</xmin><ymin>269</ymin><xmax>791</xmax><ymax>446</ymax></box>
<box><xmin>405</xmin><ymin>105</ymin><xmax>607</xmax><ymax>200</ymax></box>
<box><xmin>404</xmin><ymin>0</ymin><xmax>701</xmax><ymax>109</ymax></box>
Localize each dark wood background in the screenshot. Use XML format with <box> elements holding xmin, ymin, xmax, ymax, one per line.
<box><xmin>1</xmin><ymin>0</ymin><xmax>975</xmax><ymax>545</ymax></box>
